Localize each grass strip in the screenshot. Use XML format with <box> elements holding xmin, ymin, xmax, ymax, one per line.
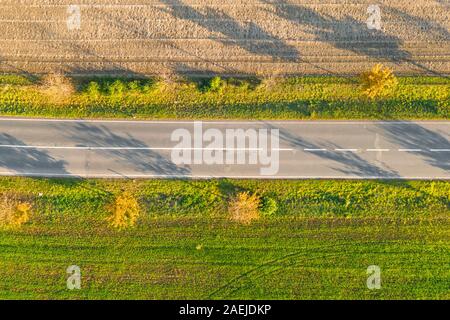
<box><xmin>0</xmin><ymin>75</ymin><xmax>448</xmax><ymax>119</ymax></box>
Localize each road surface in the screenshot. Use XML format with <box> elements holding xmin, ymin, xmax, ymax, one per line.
<box><xmin>0</xmin><ymin>0</ymin><xmax>449</xmax><ymax>76</ymax></box>
<box><xmin>0</xmin><ymin>118</ymin><xmax>448</xmax><ymax>179</ymax></box>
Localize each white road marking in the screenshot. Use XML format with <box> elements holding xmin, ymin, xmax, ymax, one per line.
<box><xmin>0</xmin><ymin>172</ymin><xmax>447</xmax><ymax>180</ymax></box>
<box><xmin>0</xmin><ymin>145</ymin><xmax>293</xmax><ymax>151</ymax></box>
<box><xmin>2</xmin><ymin>143</ymin><xmax>449</xmax><ymax>155</ymax></box>
<box><xmin>2</xmin><ymin>144</ymin><xmax>448</xmax><ymax>154</ymax></box>
<box><xmin>0</xmin><ymin>118</ymin><xmax>448</xmax><ymax>125</ymax></box>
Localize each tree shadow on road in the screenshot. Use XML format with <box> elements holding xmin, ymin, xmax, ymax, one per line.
<box><xmin>58</xmin><ymin>123</ymin><xmax>190</xmax><ymax>176</ymax></box>
<box><xmin>376</xmin><ymin>122</ymin><xmax>450</xmax><ymax>172</ymax></box>
<box><xmin>0</xmin><ymin>133</ymin><xmax>68</xmax><ymax>176</ymax></box>
<box><xmin>272</xmin><ymin>125</ymin><xmax>399</xmax><ymax>177</ymax></box>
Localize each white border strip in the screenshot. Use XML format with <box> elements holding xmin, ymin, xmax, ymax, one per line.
<box><xmin>1</xmin><ymin>145</ymin><xmax>448</xmax><ymax>153</ymax></box>
<box><xmin>0</xmin><ymin>172</ymin><xmax>447</xmax><ymax>180</ymax></box>
<box><xmin>0</xmin><ymin>117</ymin><xmax>448</xmax><ymax>125</ymax></box>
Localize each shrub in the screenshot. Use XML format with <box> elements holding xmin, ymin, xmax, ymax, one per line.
<box><xmin>260</xmin><ymin>196</ymin><xmax>278</xmax><ymax>216</ymax></box>
<box><xmin>128</xmin><ymin>80</ymin><xmax>142</xmax><ymax>92</ymax></box>
<box><xmin>229</xmin><ymin>192</ymin><xmax>261</xmax><ymax>224</ymax></box>
<box><xmin>360</xmin><ymin>64</ymin><xmax>398</xmax><ymax>99</ymax></box>
<box><xmin>108</xmin><ymin>80</ymin><xmax>127</xmax><ymax>96</ymax></box>
<box><xmin>107</xmin><ymin>192</ymin><xmax>140</xmax><ymax>229</ymax></box>
<box><xmin>259</xmin><ymin>76</ymin><xmax>280</xmax><ymax>91</ymax></box>
<box><xmin>86</xmin><ymin>81</ymin><xmax>101</xmax><ymax>98</ymax></box>
<box><xmin>0</xmin><ymin>75</ymin><xmax>34</xmax><ymax>86</ymax></box>
<box><xmin>209</xmin><ymin>76</ymin><xmax>223</xmax><ymax>92</ymax></box>
<box><xmin>40</xmin><ymin>73</ymin><xmax>76</xmax><ymax>103</ymax></box>
<box><xmin>0</xmin><ymin>194</ymin><xmax>32</xmax><ymax>228</ymax></box>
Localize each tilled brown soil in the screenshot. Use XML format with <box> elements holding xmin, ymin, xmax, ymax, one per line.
<box><xmin>0</xmin><ymin>0</ymin><xmax>449</xmax><ymax>76</ymax></box>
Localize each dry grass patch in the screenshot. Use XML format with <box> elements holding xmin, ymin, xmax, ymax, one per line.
<box><xmin>0</xmin><ymin>193</ymin><xmax>32</xmax><ymax>229</ymax></box>
<box><xmin>361</xmin><ymin>64</ymin><xmax>398</xmax><ymax>99</ymax></box>
<box><xmin>229</xmin><ymin>192</ymin><xmax>261</xmax><ymax>225</ymax></box>
<box><xmin>107</xmin><ymin>192</ymin><xmax>140</xmax><ymax>229</ymax></box>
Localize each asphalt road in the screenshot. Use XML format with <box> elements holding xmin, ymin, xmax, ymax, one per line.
<box><xmin>0</xmin><ymin>118</ymin><xmax>448</xmax><ymax>179</ymax></box>
<box><xmin>0</xmin><ymin>0</ymin><xmax>448</xmax><ymax>76</ymax></box>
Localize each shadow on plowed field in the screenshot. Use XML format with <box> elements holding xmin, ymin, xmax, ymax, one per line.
<box><xmin>260</xmin><ymin>1</ymin><xmax>449</xmax><ymax>76</ymax></box>
<box><xmin>2</xmin><ymin>1</ymin><xmax>447</xmax><ymax>77</ymax></box>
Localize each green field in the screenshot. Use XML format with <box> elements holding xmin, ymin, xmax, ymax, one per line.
<box><xmin>0</xmin><ymin>74</ymin><xmax>448</xmax><ymax>119</ymax></box>
<box><xmin>0</xmin><ymin>178</ymin><xmax>448</xmax><ymax>299</ymax></box>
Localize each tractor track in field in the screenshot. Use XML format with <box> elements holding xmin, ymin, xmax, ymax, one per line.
<box><xmin>206</xmin><ymin>240</ymin><xmax>379</xmax><ymax>299</ymax></box>
<box><xmin>206</xmin><ymin>238</ymin><xmax>446</xmax><ymax>299</ymax></box>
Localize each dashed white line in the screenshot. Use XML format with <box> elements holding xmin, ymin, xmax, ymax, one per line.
<box><xmin>0</xmin><ymin>145</ymin><xmax>293</xmax><ymax>151</ymax></box>
<box><xmin>430</xmin><ymin>149</ymin><xmax>450</xmax><ymax>152</ymax></box>
<box><xmin>304</xmin><ymin>148</ymin><xmax>327</xmax><ymax>152</ymax></box>
<box><xmin>399</xmin><ymin>149</ymin><xmax>422</xmax><ymax>152</ymax></box>
<box><xmin>335</xmin><ymin>149</ymin><xmax>359</xmax><ymax>152</ymax></box>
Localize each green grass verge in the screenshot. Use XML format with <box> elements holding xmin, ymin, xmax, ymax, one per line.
<box><xmin>0</xmin><ymin>178</ymin><xmax>449</xmax><ymax>299</ymax></box>
<box><xmin>0</xmin><ymin>74</ymin><xmax>448</xmax><ymax>119</ymax></box>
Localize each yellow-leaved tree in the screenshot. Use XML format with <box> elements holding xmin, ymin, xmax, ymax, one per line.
<box><xmin>107</xmin><ymin>192</ymin><xmax>140</xmax><ymax>229</ymax></box>
<box><xmin>360</xmin><ymin>64</ymin><xmax>398</xmax><ymax>99</ymax></box>
<box><xmin>0</xmin><ymin>194</ymin><xmax>32</xmax><ymax>229</ymax></box>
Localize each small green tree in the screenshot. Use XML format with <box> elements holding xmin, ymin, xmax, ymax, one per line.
<box><xmin>86</xmin><ymin>81</ymin><xmax>101</xmax><ymax>99</ymax></box>
<box><xmin>260</xmin><ymin>197</ymin><xmax>278</xmax><ymax>216</ymax></box>
<box><xmin>208</xmin><ymin>76</ymin><xmax>224</xmax><ymax>92</ymax></box>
